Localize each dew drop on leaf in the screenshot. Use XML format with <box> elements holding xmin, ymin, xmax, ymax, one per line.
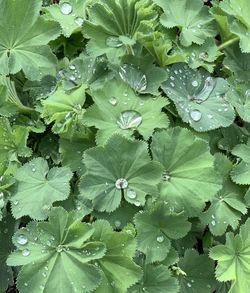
<box><xmin>156</xmin><ymin>235</ymin><xmax>164</xmax><ymax>243</ymax></box>
<box><xmin>74</xmin><ymin>17</ymin><xmax>84</xmax><ymax>26</ymax></box>
<box><xmin>187</xmin><ymin>282</ymin><xmax>192</xmax><ymax>288</ymax></box>
<box><xmin>69</xmin><ymin>75</ymin><xmax>76</xmax><ymax>81</ymax></box>
<box><xmin>109</xmin><ymin>97</ymin><xmax>117</xmax><ymax>106</ymax></box>
<box><xmin>22</xmin><ymin>249</ymin><xmax>30</xmax><ymax>257</ymax></box>
<box><xmin>134</xmin><ymin>201</ymin><xmax>141</xmax><ymax>207</ymax></box>
<box><xmin>119</xmin><ymin>64</ymin><xmax>147</xmax><ymax>92</ymax></box>
<box><xmin>60</xmin><ymin>2</ymin><xmax>73</xmax><ymax>15</ymax></box>
<box><xmin>115</xmin><ymin>178</ymin><xmax>128</xmax><ymax>189</ymax></box>
<box><xmin>211</xmin><ymin>220</ymin><xmax>216</xmax><ymax>226</ymax></box>
<box><xmin>17</xmin><ymin>234</ymin><xmax>28</xmax><ymax>245</ymax></box>
<box><xmin>106</xmin><ymin>36</ymin><xmax>123</xmax><ymax>48</ymax></box>
<box><xmin>69</xmin><ymin>64</ymin><xmax>76</xmax><ymax>70</ymax></box>
<box><xmin>127</xmin><ymin>189</ymin><xmax>137</xmax><ymax>199</ymax></box>
<box><xmin>192</xmin><ymin>80</ymin><xmax>199</xmax><ymax>87</ymax></box>
<box><xmin>117</xmin><ymin>111</ymin><xmax>142</xmax><ymax>129</ymax></box>
<box><xmin>190</xmin><ymin>109</ymin><xmax>202</xmax><ymax>122</ymax></box>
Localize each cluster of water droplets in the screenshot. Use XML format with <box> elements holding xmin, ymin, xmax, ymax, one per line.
<box><xmin>16</xmin><ymin>234</ymin><xmax>31</xmax><ymax>256</ymax></box>
<box><xmin>119</xmin><ymin>64</ymin><xmax>147</xmax><ymax>92</ymax></box>
<box><xmin>67</xmin><ymin>63</ymin><xmax>82</xmax><ymax>84</ymax></box>
<box><xmin>114</xmin><ymin>179</ymin><xmax>140</xmax><ymax>206</ymax></box>
<box><xmin>60</xmin><ymin>2</ymin><xmax>84</xmax><ymax>26</ymax></box>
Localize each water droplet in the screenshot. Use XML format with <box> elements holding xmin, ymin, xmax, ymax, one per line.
<box><xmin>17</xmin><ymin>234</ymin><xmax>28</xmax><ymax>245</ymax></box>
<box><xmin>74</xmin><ymin>16</ymin><xmax>84</xmax><ymax>26</ymax></box>
<box><xmin>69</xmin><ymin>75</ymin><xmax>76</xmax><ymax>81</ymax></box>
<box><xmin>60</xmin><ymin>2</ymin><xmax>73</xmax><ymax>15</ymax></box>
<box><xmin>170</xmin><ymin>82</ymin><xmax>175</xmax><ymax>87</ymax></box>
<box><xmin>162</xmin><ymin>171</ymin><xmax>170</xmax><ymax>181</ymax></box>
<box><xmin>211</xmin><ymin>220</ymin><xmax>216</xmax><ymax>226</ymax></box>
<box><xmin>13</xmin><ymin>200</ymin><xmax>19</xmax><ymax>205</ymax></box>
<box><xmin>106</xmin><ymin>36</ymin><xmax>123</xmax><ymax>48</ymax></box>
<box><xmin>134</xmin><ymin>201</ymin><xmax>141</xmax><ymax>207</ymax></box>
<box><xmin>192</xmin><ymin>80</ymin><xmax>199</xmax><ymax>87</ymax></box>
<box><xmin>207</xmin><ymin>114</ymin><xmax>213</xmax><ymax>119</ymax></box>
<box><xmin>156</xmin><ymin>235</ymin><xmax>164</xmax><ymax>243</ymax></box>
<box><xmin>22</xmin><ymin>249</ymin><xmax>30</xmax><ymax>257</ymax></box>
<box><xmin>190</xmin><ymin>109</ymin><xmax>202</xmax><ymax>122</ymax></box>
<box><xmin>127</xmin><ymin>189</ymin><xmax>137</xmax><ymax>199</ymax></box>
<box><xmin>115</xmin><ymin>178</ymin><xmax>128</xmax><ymax>189</ymax></box>
<box><xmin>119</xmin><ymin>64</ymin><xmax>147</xmax><ymax>92</ymax></box>
<box><xmin>199</xmin><ymin>52</ymin><xmax>208</xmax><ymax>59</ymax></box>
<box><xmin>117</xmin><ymin>111</ymin><xmax>142</xmax><ymax>129</ymax></box>
<box><xmin>115</xmin><ymin>220</ymin><xmax>121</xmax><ymax>228</ymax></box>
<box><xmin>109</xmin><ymin>97</ymin><xmax>117</xmax><ymax>106</ymax></box>
<box><xmin>187</xmin><ymin>282</ymin><xmax>192</xmax><ymax>288</ymax></box>
<box><xmin>69</xmin><ymin>64</ymin><xmax>75</xmax><ymax>70</ymax></box>
<box><xmin>24</xmin><ymin>283</ymin><xmax>28</xmax><ymax>287</ymax></box>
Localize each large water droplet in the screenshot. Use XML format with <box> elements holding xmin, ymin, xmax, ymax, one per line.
<box><xmin>117</xmin><ymin>111</ymin><xmax>142</xmax><ymax>129</ymax></box>
<box><xmin>115</xmin><ymin>178</ymin><xmax>128</xmax><ymax>189</ymax></box>
<box><xmin>109</xmin><ymin>97</ymin><xmax>117</xmax><ymax>106</ymax></box>
<box><xmin>22</xmin><ymin>249</ymin><xmax>30</xmax><ymax>257</ymax></box>
<box><xmin>106</xmin><ymin>36</ymin><xmax>123</xmax><ymax>48</ymax></box>
<box><xmin>192</xmin><ymin>80</ymin><xmax>199</xmax><ymax>87</ymax></box>
<box><xmin>17</xmin><ymin>234</ymin><xmax>28</xmax><ymax>245</ymax></box>
<box><xmin>119</xmin><ymin>64</ymin><xmax>147</xmax><ymax>92</ymax></box>
<box><xmin>60</xmin><ymin>2</ymin><xmax>73</xmax><ymax>15</ymax></box>
<box><xmin>74</xmin><ymin>17</ymin><xmax>84</xmax><ymax>26</ymax></box>
<box><xmin>156</xmin><ymin>235</ymin><xmax>164</xmax><ymax>243</ymax></box>
<box><xmin>127</xmin><ymin>189</ymin><xmax>137</xmax><ymax>199</ymax></box>
<box><xmin>190</xmin><ymin>109</ymin><xmax>202</xmax><ymax>122</ymax></box>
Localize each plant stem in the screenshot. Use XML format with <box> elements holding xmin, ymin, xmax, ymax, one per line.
<box><xmin>218</xmin><ymin>37</ymin><xmax>240</xmax><ymax>50</ymax></box>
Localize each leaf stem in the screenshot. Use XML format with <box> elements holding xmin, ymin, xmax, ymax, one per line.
<box><xmin>218</xmin><ymin>37</ymin><xmax>240</xmax><ymax>51</ymax></box>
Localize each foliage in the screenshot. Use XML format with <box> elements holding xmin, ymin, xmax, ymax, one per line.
<box><xmin>1</xmin><ymin>0</ymin><xmax>250</xmax><ymax>292</ymax></box>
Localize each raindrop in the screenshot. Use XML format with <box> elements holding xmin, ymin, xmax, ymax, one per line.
<box><xmin>109</xmin><ymin>97</ymin><xmax>117</xmax><ymax>106</ymax></box>
<box><xmin>117</xmin><ymin>111</ymin><xmax>142</xmax><ymax>129</ymax></box>
<box><xmin>187</xmin><ymin>282</ymin><xmax>192</xmax><ymax>288</ymax></box>
<box><xmin>199</xmin><ymin>52</ymin><xmax>208</xmax><ymax>59</ymax></box>
<box><xmin>192</xmin><ymin>80</ymin><xmax>199</xmax><ymax>87</ymax></box>
<box><xmin>17</xmin><ymin>234</ymin><xmax>28</xmax><ymax>245</ymax></box>
<box><xmin>65</xmin><ymin>112</ymin><xmax>71</xmax><ymax>119</ymax></box>
<box><xmin>134</xmin><ymin>201</ymin><xmax>141</xmax><ymax>207</ymax></box>
<box><xmin>170</xmin><ymin>82</ymin><xmax>175</xmax><ymax>87</ymax></box>
<box><xmin>190</xmin><ymin>109</ymin><xmax>202</xmax><ymax>122</ymax></box>
<box><xmin>115</xmin><ymin>220</ymin><xmax>121</xmax><ymax>228</ymax></box>
<box><xmin>69</xmin><ymin>64</ymin><xmax>76</xmax><ymax>70</ymax></box>
<box><xmin>69</xmin><ymin>75</ymin><xmax>76</xmax><ymax>82</ymax></box>
<box><xmin>74</xmin><ymin>17</ymin><xmax>84</xmax><ymax>26</ymax></box>
<box><xmin>60</xmin><ymin>2</ymin><xmax>73</xmax><ymax>15</ymax></box>
<box><xmin>156</xmin><ymin>235</ymin><xmax>164</xmax><ymax>243</ymax></box>
<box><xmin>106</xmin><ymin>36</ymin><xmax>123</xmax><ymax>48</ymax></box>
<box><xmin>119</xmin><ymin>64</ymin><xmax>147</xmax><ymax>92</ymax></box>
<box><xmin>115</xmin><ymin>178</ymin><xmax>128</xmax><ymax>189</ymax></box>
<box><xmin>207</xmin><ymin>114</ymin><xmax>213</xmax><ymax>119</ymax></box>
<box><xmin>22</xmin><ymin>249</ymin><xmax>30</xmax><ymax>257</ymax></box>
<box><xmin>127</xmin><ymin>189</ymin><xmax>137</xmax><ymax>199</ymax></box>
<box><xmin>162</xmin><ymin>171</ymin><xmax>170</xmax><ymax>181</ymax></box>
<box><xmin>24</xmin><ymin>283</ymin><xmax>28</xmax><ymax>287</ymax></box>
<box><xmin>211</xmin><ymin>220</ymin><xmax>216</xmax><ymax>226</ymax></box>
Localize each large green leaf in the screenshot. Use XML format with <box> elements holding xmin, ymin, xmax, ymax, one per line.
<box><xmin>0</xmin><ymin>0</ymin><xmax>61</xmax><ymax>80</ymax></box>
<box><xmin>92</xmin><ymin>220</ymin><xmax>142</xmax><ymax>293</ymax></box>
<box><xmin>7</xmin><ymin>207</ymin><xmax>106</xmax><ymax>293</ymax></box>
<box><xmin>134</xmin><ymin>202</ymin><xmax>191</xmax><ymax>263</ymax></box>
<box><xmin>210</xmin><ymin>218</ymin><xmax>250</xmax><ymax>293</ymax></box>
<box><xmin>161</xmin><ymin>63</ymin><xmax>235</xmax><ymax>132</ymax></box>
<box><xmin>79</xmin><ymin>134</ymin><xmax>163</xmax><ymax>212</ymax></box>
<box><xmin>10</xmin><ymin>158</ymin><xmax>73</xmax><ymax>220</ymax></box>
<box><xmin>154</xmin><ymin>0</ymin><xmax>216</xmax><ymax>46</ymax></box>
<box><xmin>151</xmin><ymin>128</ymin><xmax>222</xmax><ymax>216</ymax></box>
<box><xmin>84</xmin><ymin>79</ymin><xmax>169</xmax><ymax>144</ymax></box>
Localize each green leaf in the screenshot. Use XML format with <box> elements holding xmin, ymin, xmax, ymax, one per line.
<box><xmin>10</xmin><ymin>157</ymin><xmax>73</xmax><ymax>220</ymax></box>
<box><xmin>43</xmin><ymin>0</ymin><xmax>85</xmax><ymax>37</ymax></box>
<box><xmin>7</xmin><ymin>207</ymin><xmax>105</xmax><ymax>293</ymax></box>
<box><xmin>178</xmin><ymin>249</ymin><xmax>216</xmax><ymax>293</ymax></box>
<box><xmin>220</xmin><ymin>0</ymin><xmax>250</xmax><ymax>53</ymax></box>
<box><xmin>151</xmin><ymin>128</ymin><xmax>222</xmax><ymax>216</ymax></box>
<box><xmin>0</xmin><ymin>214</ymin><xmax>15</xmax><ymax>292</ymax></box>
<box><xmin>92</xmin><ymin>220</ymin><xmax>142</xmax><ymax>293</ymax></box>
<box><xmin>83</xmin><ymin>0</ymin><xmax>157</xmax><ymax>63</ymax></box>
<box><xmin>128</xmin><ymin>264</ymin><xmax>179</xmax><ymax>293</ymax></box>
<box><xmin>41</xmin><ymin>84</ymin><xmax>87</xmax><ymax>136</ymax></box>
<box><xmin>0</xmin><ymin>0</ymin><xmax>61</xmax><ymax>80</ymax></box>
<box><xmin>161</xmin><ymin>63</ymin><xmax>235</xmax><ymax>132</ymax></box>
<box><xmin>84</xmin><ymin>79</ymin><xmax>169</xmax><ymax>144</ymax></box>
<box><xmin>210</xmin><ymin>218</ymin><xmax>250</xmax><ymax>293</ymax></box>
<box><xmin>79</xmin><ymin>134</ymin><xmax>163</xmax><ymax>212</ymax></box>
<box><xmin>154</xmin><ymin>0</ymin><xmax>216</xmax><ymax>46</ymax></box>
<box><xmin>134</xmin><ymin>202</ymin><xmax>191</xmax><ymax>263</ymax></box>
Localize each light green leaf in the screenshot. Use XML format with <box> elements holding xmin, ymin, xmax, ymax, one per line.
<box><xmin>134</xmin><ymin>202</ymin><xmax>191</xmax><ymax>263</ymax></box>
<box><xmin>210</xmin><ymin>218</ymin><xmax>250</xmax><ymax>293</ymax></box>
<box><xmin>84</xmin><ymin>79</ymin><xmax>169</xmax><ymax>144</ymax></box>
<box><xmin>178</xmin><ymin>249</ymin><xmax>216</xmax><ymax>293</ymax></box>
<box><xmin>128</xmin><ymin>264</ymin><xmax>179</xmax><ymax>293</ymax></box>
<box><xmin>220</xmin><ymin>0</ymin><xmax>250</xmax><ymax>53</ymax></box>
<box><xmin>43</xmin><ymin>0</ymin><xmax>86</xmax><ymax>37</ymax></box>
<box><xmin>162</xmin><ymin>63</ymin><xmax>235</xmax><ymax>132</ymax></box>
<box><xmin>79</xmin><ymin>134</ymin><xmax>163</xmax><ymax>212</ymax></box>
<box><xmin>7</xmin><ymin>207</ymin><xmax>105</xmax><ymax>293</ymax></box>
<box><xmin>83</xmin><ymin>0</ymin><xmax>157</xmax><ymax>63</ymax></box>
<box><xmin>10</xmin><ymin>157</ymin><xmax>73</xmax><ymax>220</ymax></box>
<box><xmin>41</xmin><ymin>84</ymin><xmax>87</xmax><ymax>136</ymax></box>
<box><xmin>0</xmin><ymin>0</ymin><xmax>61</xmax><ymax>80</ymax></box>
<box><xmin>151</xmin><ymin>128</ymin><xmax>222</xmax><ymax>216</ymax></box>
<box><xmin>154</xmin><ymin>0</ymin><xmax>216</xmax><ymax>46</ymax></box>
<box><xmin>92</xmin><ymin>220</ymin><xmax>142</xmax><ymax>293</ymax></box>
